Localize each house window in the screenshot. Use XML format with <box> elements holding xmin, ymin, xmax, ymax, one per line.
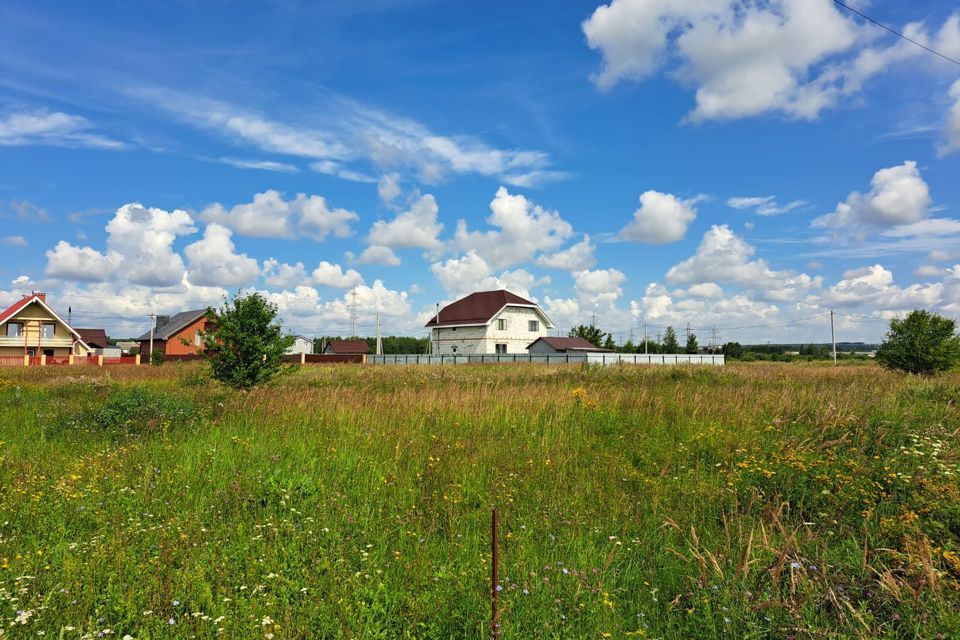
<box><xmin>452</xmin><ymin>346</ymin><xmax>458</xmax><ymax>353</ymax></box>
<box><xmin>495</xmin><ymin>343</ymin><xmax>507</xmax><ymax>354</ymax></box>
<box><xmin>497</xmin><ymin>318</ymin><xmax>507</xmax><ymax>330</ymax></box>
<box><xmin>528</xmin><ymin>320</ymin><xmax>539</xmax><ymax>332</ymax></box>
<box><xmin>6</xmin><ymin>323</ymin><xmax>22</xmax><ymax>337</ymax></box>
<box><xmin>43</xmin><ymin>349</ymin><xmax>54</xmax><ymax>357</ymax></box>
<box><xmin>41</xmin><ymin>323</ymin><xmax>55</xmax><ymax>339</ymax></box>
<box><xmin>194</xmin><ymin>332</ymin><xmax>202</xmax><ymax>346</ymax></box>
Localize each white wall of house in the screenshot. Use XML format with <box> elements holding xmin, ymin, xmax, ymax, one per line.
<box><xmin>286</xmin><ymin>336</ymin><xmax>314</xmax><ymax>355</ymax></box>
<box><xmin>430</xmin><ymin>305</ymin><xmax>550</xmax><ymax>354</ymax></box>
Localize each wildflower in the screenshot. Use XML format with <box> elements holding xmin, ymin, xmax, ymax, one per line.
<box><xmin>261</xmin><ymin>616</ymin><xmax>274</xmax><ymax>626</ymax></box>
<box><xmin>172</xmin><ymin>600</ymin><xmax>180</xmax><ymax>606</ymax></box>
<box><xmin>167</xmin><ymin>618</ymin><xmax>176</xmax><ymax>625</ymax></box>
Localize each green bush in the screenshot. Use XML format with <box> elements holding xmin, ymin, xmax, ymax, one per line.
<box><xmin>877</xmin><ymin>310</ymin><xmax>960</xmax><ymax>375</ymax></box>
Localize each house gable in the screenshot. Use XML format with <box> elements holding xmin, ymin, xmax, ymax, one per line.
<box><xmin>0</xmin><ymin>295</ymin><xmax>91</xmax><ymax>355</ymax></box>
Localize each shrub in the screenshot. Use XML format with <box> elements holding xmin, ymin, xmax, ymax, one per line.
<box><xmin>876</xmin><ymin>310</ymin><xmax>960</xmax><ymax>375</ymax></box>
<box><xmin>202</xmin><ymin>292</ymin><xmax>295</xmax><ymax>389</ymax></box>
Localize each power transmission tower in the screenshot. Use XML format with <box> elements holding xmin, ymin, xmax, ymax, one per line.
<box><xmin>643</xmin><ymin>321</ymin><xmax>648</xmax><ymax>355</ymax></box>
<box><xmin>349</xmin><ymin>286</ymin><xmax>361</xmax><ymax>337</ymax></box>
<box><xmin>711</xmin><ymin>326</ymin><xmax>718</xmax><ymax>353</ymax></box>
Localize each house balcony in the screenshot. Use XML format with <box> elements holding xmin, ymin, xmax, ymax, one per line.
<box><xmin>0</xmin><ymin>336</ymin><xmax>77</xmax><ymax>349</ymax></box>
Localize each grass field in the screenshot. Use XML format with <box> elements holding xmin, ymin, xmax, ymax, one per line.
<box><xmin>1</xmin><ymin>362</ymin><xmax>959</xmax><ymax>639</ymax></box>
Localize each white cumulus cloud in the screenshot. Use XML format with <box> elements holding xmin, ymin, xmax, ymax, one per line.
<box><xmin>814</xmin><ymin>161</ymin><xmax>931</xmax><ymax>229</ymax></box>
<box><xmin>454</xmin><ymin>187</ymin><xmax>573</xmax><ymax>270</ymax></box>
<box><xmin>367</xmin><ymin>193</ymin><xmax>444</xmax><ymax>251</ymax></box>
<box><xmin>311</xmin><ymin>261</ymin><xmax>364</xmax><ymax>289</ymax></box>
<box><xmin>184</xmin><ymin>223</ymin><xmax>260</xmax><ymax>287</ymax></box>
<box><xmin>201</xmin><ymin>190</ymin><xmax>358</xmax><ymax>240</ymax></box>
<box><xmin>620</xmin><ymin>190</ymin><xmax>700</xmax><ymax>244</ymax></box>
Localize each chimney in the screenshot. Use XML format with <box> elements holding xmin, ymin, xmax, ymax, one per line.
<box><xmin>30</xmin><ymin>291</ymin><xmax>46</xmax><ymax>302</ymax></box>
<box><xmin>155</xmin><ymin>315</ymin><xmax>171</xmax><ymax>330</ymax></box>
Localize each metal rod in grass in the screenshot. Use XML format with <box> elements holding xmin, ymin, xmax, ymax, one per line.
<box><xmin>491</xmin><ymin>506</ymin><xmax>500</xmax><ymax>640</ymax></box>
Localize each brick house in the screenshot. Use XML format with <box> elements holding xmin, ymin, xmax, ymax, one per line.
<box><xmin>137</xmin><ymin>309</ymin><xmax>209</xmax><ymax>358</ymax></box>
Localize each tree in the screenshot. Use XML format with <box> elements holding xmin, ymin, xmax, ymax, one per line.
<box><xmin>638</xmin><ymin>339</ymin><xmax>659</xmax><ymax>354</ymax></box>
<box><xmin>602</xmin><ymin>334</ymin><xmax>616</xmax><ymax>351</ymax></box>
<box><xmin>622</xmin><ymin>340</ymin><xmax>636</xmax><ymax>353</ymax></box>
<box><xmin>662</xmin><ymin>326</ymin><xmax>680</xmax><ymax>354</ymax></box>
<box><xmin>685</xmin><ymin>332</ymin><xmax>699</xmax><ymax>354</ymax></box>
<box><xmin>722</xmin><ymin>342</ymin><xmax>745</xmax><ymax>359</ymax></box>
<box><xmin>202</xmin><ymin>293</ymin><xmax>295</xmax><ymax>389</ymax></box>
<box><xmin>570</xmin><ymin>324</ymin><xmax>607</xmax><ymax>348</ymax></box>
<box><xmin>876</xmin><ymin>310</ymin><xmax>960</xmax><ymax>375</ymax></box>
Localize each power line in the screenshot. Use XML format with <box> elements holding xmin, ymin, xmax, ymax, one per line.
<box><xmin>832</xmin><ymin>0</ymin><xmax>960</xmax><ymax>68</ymax></box>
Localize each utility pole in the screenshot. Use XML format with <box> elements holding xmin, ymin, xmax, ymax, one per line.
<box><xmin>685</xmin><ymin>322</ymin><xmax>691</xmax><ymax>344</ymax></box>
<box><xmin>435</xmin><ymin>302</ymin><xmax>440</xmax><ymax>355</ymax></box>
<box><xmin>68</xmin><ymin>306</ymin><xmax>72</xmax><ymax>327</ymax></box>
<box><xmin>149</xmin><ymin>313</ymin><xmax>156</xmax><ymax>360</ymax></box>
<box><xmin>830</xmin><ymin>309</ymin><xmax>837</xmax><ymax>365</ymax></box>
<box><xmin>712</xmin><ymin>326</ymin><xmax>718</xmax><ymax>353</ymax></box>
<box><xmin>591</xmin><ymin>307</ymin><xmax>597</xmax><ymax>328</ymax></box>
<box><xmin>375</xmin><ymin>309</ymin><xmax>382</xmax><ymax>356</ymax></box>
<box><xmin>643</xmin><ymin>321</ymin><xmax>648</xmax><ymax>355</ymax></box>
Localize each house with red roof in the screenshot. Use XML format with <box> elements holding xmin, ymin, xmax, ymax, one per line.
<box><xmin>0</xmin><ymin>293</ymin><xmax>91</xmax><ymax>358</ymax></box>
<box><xmin>424</xmin><ymin>289</ymin><xmax>553</xmax><ymax>355</ymax></box>
<box><xmin>323</xmin><ymin>339</ymin><xmax>369</xmax><ymax>355</ymax></box>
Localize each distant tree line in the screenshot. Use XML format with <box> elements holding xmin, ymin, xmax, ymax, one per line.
<box><xmin>569</xmin><ymin>324</ymin><xmax>708</xmax><ymax>354</ymax></box>
<box><xmin>313</xmin><ymin>336</ymin><xmax>432</xmax><ymax>354</ymax></box>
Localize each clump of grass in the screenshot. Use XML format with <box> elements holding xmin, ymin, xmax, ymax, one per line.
<box><xmin>48</xmin><ymin>384</ymin><xmax>203</xmax><ymax>439</ymax></box>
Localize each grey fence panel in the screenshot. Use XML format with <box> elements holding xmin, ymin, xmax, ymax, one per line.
<box><xmin>366</xmin><ymin>353</ymin><xmax>724</xmax><ymax>366</ymax></box>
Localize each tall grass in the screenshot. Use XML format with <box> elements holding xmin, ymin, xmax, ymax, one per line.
<box><xmin>0</xmin><ymin>362</ymin><xmax>958</xmax><ymax>638</ymax></box>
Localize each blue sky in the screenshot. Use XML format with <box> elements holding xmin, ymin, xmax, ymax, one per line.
<box><xmin>1</xmin><ymin>0</ymin><xmax>959</xmax><ymax>343</ymax></box>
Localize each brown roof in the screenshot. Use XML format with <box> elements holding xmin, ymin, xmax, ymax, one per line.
<box><xmin>528</xmin><ymin>336</ymin><xmax>611</xmax><ymax>352</ymax></box>
<box><xmin>425</xmin><ymin>290</ymin><xmax>541</xmax><ymax>327</ymax></box>
<box><xmin>75</xmin><ymin>328</ymin><xmax>109</xmax><ymax>348</ymax></box>
<box><xmin>326</xmin><ymin>339</ymin><xmax>369</xmax><ymax>354</ymax></box>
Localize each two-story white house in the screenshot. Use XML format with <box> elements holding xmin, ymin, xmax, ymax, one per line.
<box><xmin>425</xmin><ymin>290</ymin><xmax>554</xmax><ymax>355</ymax></box>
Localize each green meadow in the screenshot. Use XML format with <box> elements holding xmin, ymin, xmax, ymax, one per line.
<box><xmin>0</xmin><ymin>362</ymin><xmax>958</xmax><ymax>639</ymax></box>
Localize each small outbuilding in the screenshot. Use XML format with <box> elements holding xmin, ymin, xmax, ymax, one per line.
<box><xmin>324</xmin><ymin>339</ymin><xmax>369</xmax><ymax>355</ymax></box>
<box><xmin>75</xmin><ymin>328</ymin><xmax>122</xmax><ymax>358</ymax></box>
<box><xmin>527</xmin><ymin>336</ymin><xmax>612</xmax><ymax>355</ymax></box>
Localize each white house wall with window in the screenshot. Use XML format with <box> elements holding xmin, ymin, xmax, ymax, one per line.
<box><xmin>424</xmin><ymin>290</ymin><xmax>553</xmax><ymax>355</ymax></box>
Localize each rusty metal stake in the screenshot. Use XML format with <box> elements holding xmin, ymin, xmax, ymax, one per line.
<box><xmin>491</xmin><ymin>507</ymin><xmax>500</xmax><ymax>639</ymax></box>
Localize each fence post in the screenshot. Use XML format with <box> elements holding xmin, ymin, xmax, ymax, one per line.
<box><xmin>97</xmin><ymin>355</ymin><xmax>104</xmax><ymax>367</ymax></box>
<box><xmin>40</xmin><ymin>354</ymin><xmax>46</xmax><ymax>366</ymax></box>
<box><xmin>69</xmin><ymin>354</ymin><xmax>75</xmax><ymax>365</ymax></box>
<box><xmin>300</xmin><ymin>352</ymin><xmax>306</xmax><ymax>365</ymax></box>
<box><xmin>135</xmin><ymin>354</ymin><xmax>141</xmax><ymax>366</ymax></box>
<box><xmin>23</xmin><ymin>354</ymin><xmax>29</xmax><ymax>367</ymax></box>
